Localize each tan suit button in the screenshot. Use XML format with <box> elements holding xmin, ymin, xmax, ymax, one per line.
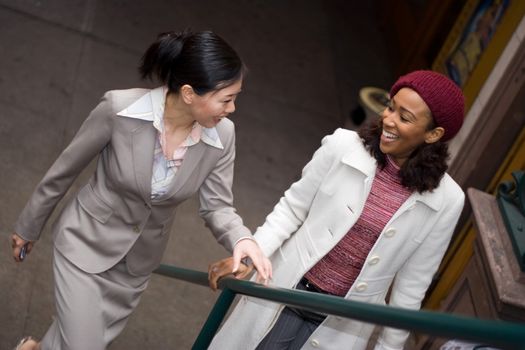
<box><xmin>133</xmin><ymin>225</ymin><xmax>140</xmax><ymax>233</ymax></box>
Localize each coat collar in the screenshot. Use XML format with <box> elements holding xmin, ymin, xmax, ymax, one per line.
<box><xmin>402</xmin><ymin>189</ymin><xmax>443</xmax><ymax>212</ymax></box>
<box><xmin>341</xmin><ymin>146</ymin><xmax>377</xmax><ymax>178</ymax></box>
<box><xmin>340</xmin><ymin>142</ymin><xmax>443</xmax><ymax>212</ymax></box>
<box><xmin>116</xmin><ymin>86</ymin><xmax>224</xmax><ymax>149</ymax></box>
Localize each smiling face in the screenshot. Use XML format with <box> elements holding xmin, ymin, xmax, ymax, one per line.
<box><xmin>189</xmin><ymin>78</ymin><xmax>243</xmax><ymax>128</ymax></box>
<box><xmin>379</xmin><ymin>87</ymin><xmax>444</xmax><ymax>166</ymax></box>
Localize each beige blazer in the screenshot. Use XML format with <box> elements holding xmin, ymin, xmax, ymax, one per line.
<box><xmin>14</xmin><ymin>88</ymin><xmax>250</xmax><ymax>276</ymax></box>
<box><xmin>210</xmin><ymin>129</ymin><xmax>464</xmax><ymax>350</ymax></box>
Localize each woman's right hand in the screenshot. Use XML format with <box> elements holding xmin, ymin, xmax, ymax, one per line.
<box><xmin>231</xmin><ymin>238</ymin><xmax>272</xmax><ymax>285</ymax></box>
<box><xmin>11</xmin><ymin>232</ymin><xmax>33</xmax><ymax>262</ymax></box>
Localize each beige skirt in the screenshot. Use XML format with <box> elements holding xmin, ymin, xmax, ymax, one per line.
<box><xmin>40</xmin><ymin>248</ymin><xmax>150</xmax><ymax>350</ymax></box>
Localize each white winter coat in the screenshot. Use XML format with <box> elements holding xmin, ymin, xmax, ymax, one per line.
<box><xmin>209</xmin><ymin>128</ymin><xmax>464</xmax><ymax>350</ymax></box>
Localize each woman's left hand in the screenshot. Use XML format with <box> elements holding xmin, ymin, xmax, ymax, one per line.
<box><xmin>208</xmin><ymin>257</ymin><xmax>254</xmax><ymax>291</ymax></box>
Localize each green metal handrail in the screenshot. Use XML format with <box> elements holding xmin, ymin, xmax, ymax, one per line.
<box><xmin>154</xmin><ymin>264</ymin><xmax>525</xmax><ymax>350</ymax></box>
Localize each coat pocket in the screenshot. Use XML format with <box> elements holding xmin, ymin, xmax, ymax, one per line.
<box><xmin>77</xmin><ymin>184</ymin><xmax>113</xmax><ymax>224</ymax></box>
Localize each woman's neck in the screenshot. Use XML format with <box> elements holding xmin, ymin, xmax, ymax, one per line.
<box><xmin>164</xmin><ymin>92</ymin><xmax>194</xmax><ymax>132</ymax></box>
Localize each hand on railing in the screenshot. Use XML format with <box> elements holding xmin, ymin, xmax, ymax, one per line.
<box><xmin>232</xmin><ymin>238</ymin><xmax>273</xmax><ymax>284</ymax></box>
<box><xmin>208</xmin><ymin>257</ymin><xmax>254</xmax><ymax>291</ymax></box>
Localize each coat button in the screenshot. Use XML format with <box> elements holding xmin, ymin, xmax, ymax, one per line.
<box><xmin>310</xmin><ymin>339</ymin><xmax>320</xmax><ymax>347</ymax></box>
<box><xmin>368</xmin><ymin>255</ymin><xmax>380</xmax><ymax>265</ymax></box>
<box><xmin>355</xmin><ymin>282</ymin><xmax>368</xmax><ymax>292</ymax></box>
<box><xmin>384</xmin><ymin>228</ymin><xmax>396</xmax><ymax>237</ymax></box>
<box><xmin>133</xmin><ymin>225</ymin><xmax>140</xmax><ymax>233</ymax></box>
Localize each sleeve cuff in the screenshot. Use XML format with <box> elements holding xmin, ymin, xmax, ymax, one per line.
<box><xmin>233</xmin><ymin>235</ymin><xmax>257</xmax><ymax>247</ymax></box>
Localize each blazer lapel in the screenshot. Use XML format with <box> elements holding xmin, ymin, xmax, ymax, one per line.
<box><xmin>131</xmin><ymin>123</ymin><xmax>156</xmax><ymax>203</ymax></box>
<box><xmin>117</xmin><ymin>87</ymin><xmax>160</xmax><ymax>203</ymax></box>
<box><xmin>164</xmin><ymin>142</ymin><xmax>207</xmax><ymax>198</ymax></box>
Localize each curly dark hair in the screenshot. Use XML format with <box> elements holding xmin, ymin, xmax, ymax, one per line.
<box><xmin>357</xmin><ymin>119</ymin><xmax>449</xmax><ymax>193</ymax></box>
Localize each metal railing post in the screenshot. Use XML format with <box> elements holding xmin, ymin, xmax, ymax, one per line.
<box><xmin>191</xmin><ymin>288</ymin><xmax>236</xmax><ymax>350</ymax></box>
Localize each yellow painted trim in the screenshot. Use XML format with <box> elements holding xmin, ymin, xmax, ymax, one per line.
<box><xmin>423</xmin><ymin>3</ymin><xmax>525</xmax><ymax>311</ymax></box>
<box><xmin>432</xmin><ymin>0</ymin><xmax>479</xmax><ymax>74</ymax></box>
<box><xmin>462</xmin><ymin>1</ymin><xmax>525</xmax><ymax>110</ymax></box>
<box><xmin>432</xmin><ymin>1</ymin><xmax>525</xmax><ymax>111</ymax></box>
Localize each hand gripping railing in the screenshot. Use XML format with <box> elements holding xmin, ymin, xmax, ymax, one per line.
<box><xmin>154</xmin><ymin>264</ymin><xmax>525</xmax><ymax>350</ymax></box>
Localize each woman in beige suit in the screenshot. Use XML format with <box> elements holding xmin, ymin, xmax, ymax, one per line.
<box><xmin>10</xmin><ymin>30</ymin><xmax>270</xmax><ymax>350</ymax></box>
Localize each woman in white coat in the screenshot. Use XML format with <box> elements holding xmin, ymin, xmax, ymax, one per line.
<box><xmin>208</xmin><ymin>70</ymin><xmax>466</xmax><ymax>350</ymax></box>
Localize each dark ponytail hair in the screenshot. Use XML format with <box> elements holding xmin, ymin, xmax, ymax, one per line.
<box><xmin>358</xmin><ymin>119</ymin><xmax>449</xmax><ymax>193</ymax></box>
<box><xmin>139</xmin><ymin>30</ymin><xmax>245</xmax><ymax>95</ymax></box>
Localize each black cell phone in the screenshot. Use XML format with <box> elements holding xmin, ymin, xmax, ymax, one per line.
<box><xmin>19</xmin><ymin>243</ymin><xmax>28</xmax><ymax>261</ymax></box>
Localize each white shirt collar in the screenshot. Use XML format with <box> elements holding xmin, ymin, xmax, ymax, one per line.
<box><xmin>117</xmin><ymin>86</ymin><xmax>224</xmax><ymax>149</ymax></box>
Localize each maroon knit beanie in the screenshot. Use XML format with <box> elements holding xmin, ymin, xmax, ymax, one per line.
<box><xmin>390</xmin><ymin>70</ymin><xmax>465</xmax><ymax>142</ymax></box>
